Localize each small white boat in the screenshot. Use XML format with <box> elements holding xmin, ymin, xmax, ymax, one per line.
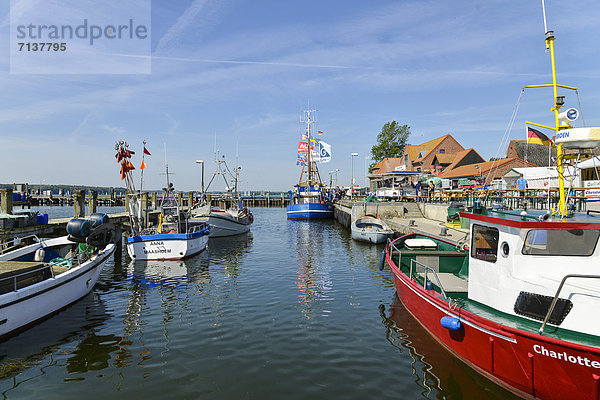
<box><xmin>190</xmin><ymin>205</ymin><xmax>252</xmax><ymax>238</ymax></box>
<box><xmin>0</xmin><ymin>217</ymin><xmax>118</xmax><ymax>340</ymax></box>
<box><xmin>190</xmin><ymin>151</ymin><xmax>253</xmax><ymax>237</ymax></box>
<box><xmin>351</xmin><ymin>215</ymin><xmax>394</xmax><ymax>244</ymax></box>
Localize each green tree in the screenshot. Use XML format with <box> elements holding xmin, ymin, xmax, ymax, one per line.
<box><xmin>370</xmin><ymin>121</ymin><xmax>411</xmax><ymax>171</ymax></box>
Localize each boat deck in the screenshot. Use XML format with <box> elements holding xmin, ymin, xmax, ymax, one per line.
<box><xmin>0</xmin><ymin>261</ymin><xmax>70</xmax><ymax>295</ymax></box>
<box><xmin>391</xmin><ymin>250</ymin><xmax>600</xmax><ymax>349</ymax></box>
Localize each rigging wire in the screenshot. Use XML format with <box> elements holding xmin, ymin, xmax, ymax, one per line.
<box><xmin>483</xmin><ymin>89</ymin><xmax>525</xmax><ymax>201</ymax></box>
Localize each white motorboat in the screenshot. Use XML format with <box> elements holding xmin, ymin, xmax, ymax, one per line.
<box><xmin>191</xmin><ymin>151</ymin><xmax>253</xmax><ymax>237</ymax></box>
<box><xmin>351</xmin><ymin>215</ymin><xmax>394</xmax><ymax>244</ymax></box>
<box><xmin>190</xmin><ymin>205</ymin><xmax>252</xmax><ymax>238</ymax></box>
<box><xmin>0</xmin><ymin>216</ymin><xmax>118</xmax><ymax>340</ymax></box>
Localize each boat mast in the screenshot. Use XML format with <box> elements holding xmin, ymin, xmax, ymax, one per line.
<box><xmin>542</xmin><ymin>0</ymin><xmax>567</xmax><ymax>214</ymax></box>
<box><xmin>300</xmin><ymin>109</ymin><xmax>318</xmax><ymax>186</ymax></box>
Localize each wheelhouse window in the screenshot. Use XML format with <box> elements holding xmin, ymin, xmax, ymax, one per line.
<box><xmin>472</xmin><ymin>224</ymin><xmax>499</xmax><ymax>262</ymax></box>
<box><xmin>522</xmin><ymin>229</ymin><xmax>600</xmax><ymax>256</ymax></box>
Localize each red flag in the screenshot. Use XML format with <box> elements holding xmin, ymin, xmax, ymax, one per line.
<box><xmin>143</xmin><ymin>146</ymin><xmax>151</xmax><ymax>155</ymax></box>
<box><xmin>140</xmin><ymin>160</ymin><xmax>148</xmax><ymax>170</ymax></box>
<box><xmin>298</xmin><ymin>141</ymin><xmax>308</xmax><ymax>153</ymax></box>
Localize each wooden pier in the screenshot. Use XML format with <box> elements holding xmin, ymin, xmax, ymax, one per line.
<box><xmin>20</xmin><ymin>192</ymin><xmax>291</xmax><ymax>209</ymax></box>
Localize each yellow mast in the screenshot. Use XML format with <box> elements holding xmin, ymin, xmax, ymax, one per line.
<box><xmin>545</xmin><ymin>30</ymin><xmax>567</xmax><ymax>215</ymax></box>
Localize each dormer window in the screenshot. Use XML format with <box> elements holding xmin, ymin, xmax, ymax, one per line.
<box><xmin>439</xmin><ymin>149</ymin><xmax>445</xmax><ymax>154</ymax></box>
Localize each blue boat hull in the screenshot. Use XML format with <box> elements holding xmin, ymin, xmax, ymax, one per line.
<box><xmin>286</xmin><ymin>203</ymin><xmax>333</xmax><ymax>219</ymax></box>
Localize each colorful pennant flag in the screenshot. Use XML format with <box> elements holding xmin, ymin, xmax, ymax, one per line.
<box><xmin>140</xmin><ymin>160</ymin><xmax>148</xmax><ymax>170</ymax></box>
<box><xmin>298</xmin><ymin>141</ymin><xmax>308</xmax><ymax>153</ymax></box>
<box><xmin>143</xmin><ymin>146</ymin><xmax>151</xmax><ymax>155</ymax></box>
<box><xmin>527</xmin><ymin>126</ymin><xmax>554</xmax><ymax>146</ymax></box>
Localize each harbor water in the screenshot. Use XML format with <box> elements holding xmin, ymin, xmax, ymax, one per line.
<box><xmin>0</xmin><ymin>207</ymin><xmax>512</xmax><ymax>399</ymax></box>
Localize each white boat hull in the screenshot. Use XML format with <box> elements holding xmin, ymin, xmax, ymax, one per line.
<box><xmin>207</xmin><ymin>213</ymin><xmax>250</xmax><ymax>237</ymax></box>
<box><xmin>351</xmin><ymin>217</ymin><xmax>394</xmax><ymax>244</ymax></box>
<box><xmin>189</xmin><ymin>211</ymin><xmax>251</xmax><ymax>238</ymax></box>
<box><xmin>127</xmin><ymin>231</ymin><xmax>208</xmax><ymax>261</ymax></box>
<box><xmin>0</xmin><ymin>237</ymin><xmax>115</xmax><ymax>339</ymax></box>
<box><xmin>351</xmin><ymin>229</ymin><xmax>393</xmax><ymax>244</ymax></box>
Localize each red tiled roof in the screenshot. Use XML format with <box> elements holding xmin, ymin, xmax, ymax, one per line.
<box><xmin>371</xmin><ymin>158</ymin><xmax>404</xmax><ymax>174</ymax></box>
<box><xmin>443</xmin><ymin>148</ymin><xmax>485</xmax><ymax>171</ymax></box>
<box><xmin>433</xmin><ymin>153</ymin><xmax>456</xmax><ymax>165</ymax></box>
<box><xmin>439</xmin><ymin>158</ymin><xmax>535</xmax><ymax>179</ymax></box>
<box><xmin>411</xmin><ymin>134</ymin><xmax>460</xmax><ymax>163</ymax></box>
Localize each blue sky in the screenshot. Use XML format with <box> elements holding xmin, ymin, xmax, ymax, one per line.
<box><xmin>1</xmin><ymin>0</ymin><xmax>600</xmax><ymax>192</ymax></box>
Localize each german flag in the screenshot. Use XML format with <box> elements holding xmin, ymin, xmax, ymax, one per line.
<box><xmin>527</xmin><ymin>126</ymin><xmax>554</xmax><ymax>146</ymax></box>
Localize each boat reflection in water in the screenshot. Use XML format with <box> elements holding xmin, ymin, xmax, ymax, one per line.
<box><xmin>0</xmin><ymin>291</ymin><xmax>117</xmax><ymax>383</ymax></box>
<box><xmin>380</xmin><ymin>295</ymin><xmax>514</xmax><ymax>399</ymax></box>
<box><xmin>208</xmin><ymin>232</ymin><xmax>253</xmax><ymax>283</ymax></box>
<box><xmin>289</xmin><ymin>219</ymin><xmax>334</xmax><ymax>318</ymax></box>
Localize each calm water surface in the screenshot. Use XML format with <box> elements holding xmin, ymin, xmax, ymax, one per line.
<box><xmin>0</xmin><ymin>207</ymin><xmax>513</xmax><ymax>399</ymax></box>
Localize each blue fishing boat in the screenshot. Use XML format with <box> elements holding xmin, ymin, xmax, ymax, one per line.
<box><xmin>287</xmin><ymin>109</ymin><xmax>333</xmax><ymax>220</ymax></box>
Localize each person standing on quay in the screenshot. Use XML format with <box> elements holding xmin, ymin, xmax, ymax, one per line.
<box><xmin>428</xmin><ymin>180</ymin><xmax>435</xmax><ymax>203</ymax></box>
<box><xmin>517</xmin><ymin>173</ymin><xmax>528</xmax><ymax>206</ymax></box>
<box><xmin>415</xmin><ymin>181</ymin><xmax>421</xmax><ymax>202</ymax></box>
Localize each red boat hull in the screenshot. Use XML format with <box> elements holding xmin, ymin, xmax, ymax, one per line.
<box><xmin>387</xmin><ymin>246</ymin><xmax>600</xmax><ymax>400</ymax></box>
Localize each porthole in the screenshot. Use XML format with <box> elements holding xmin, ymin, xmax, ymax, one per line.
<box><xmin>501</xmin><ymin>242</ymin><xmax>510</xmax><ymax>257</ymax></box>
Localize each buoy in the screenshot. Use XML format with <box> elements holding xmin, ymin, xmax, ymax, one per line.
<box><xmin>34</xmin><ymin>248</ymin><xmax>45</xmax><ymax>262</ymax></box>
<box><xmin>379</xmin><ymin>250</ymin><xmax>386</xmax><ymax>271</ymax></box>
<box><xmin>440</xmin><ymin>316</ymin><xmax>462</xmax><ymax>331</ymax></box>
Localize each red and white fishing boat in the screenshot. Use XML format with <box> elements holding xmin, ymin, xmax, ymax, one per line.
<box><xmin>382</xmin><ymin>5</ymin><xmax>600</xmax><ymax>399</ymax></box>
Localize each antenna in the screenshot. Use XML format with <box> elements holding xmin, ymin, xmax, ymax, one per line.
<box><xmin>541</xmin><ymin>0</ymin><xmax>548</xmax><ymax>33</ymax></box>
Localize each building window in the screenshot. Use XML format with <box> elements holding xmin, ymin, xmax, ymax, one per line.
<box><xmin>439</xmin><ymin>149</ymin><xmax>445</xmax><ymax>154</ymax></box>
<box><xmin>471</xmin><ymin>224</ymin><xmax>499</xmax><ymax>262</ymax></box>
<box><xmin>404</xmin><ymin>154</ymin><xmax>408</xmax><ymax>165</ymax></box>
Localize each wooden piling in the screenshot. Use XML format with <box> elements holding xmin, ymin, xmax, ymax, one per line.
<box><xmin>151</xmin><ymin>192</ymin><xmax>157</xmax><ymax>209</ymax></box>
<box><xmin>73</xmin><ymin>190</ymin><xmax>85</xmax><ymax>218</ymax></box>
<box><xmin>89</xmin><ymin>190</ymin><xmax>98</xmax><ymax>215</ymax></box>
<box><xmin>0</xmin><ymin>189</ymin><xmax>12</xmax><ymax>214</ymax></box>
<box><xmin>0</xmin><ymin>188</ymin><xmax>13</xmax><ymax>214</ymax></box>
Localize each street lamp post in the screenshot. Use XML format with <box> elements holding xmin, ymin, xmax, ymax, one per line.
<box><xmin>329</xmin><ymin>170</ymin><xmax>334</xmax><ymax>189</ymax></box>
<box><xmin>351</xmin><ymin>153</ymin><xmax>358</xmax><ymax>197</ymax></box>
<box><xmin>195</xmin><ymin>160</ymin><xmax>205</xmax><ymax>196</ymax></box>
<box><xmin>334</xmin><ymin>168</ymin><xmax>339</xmax><ymax>186</ymax></box>
<box><xmin>364</xmin><ymin>156</ymin><xmax>370</xmax><ymax>191</ymax></box>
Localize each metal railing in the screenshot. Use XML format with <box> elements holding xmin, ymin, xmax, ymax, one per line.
<box><xmin>409</xmin><ymin>259</ymin><xmax>449</xmax><ymax>300</ymax></box>
<box><xmin>0</xmin><ymin>235</ymin><xmax>42</xmax><ymax>255</ymax></box>
<box><xmin>539</xmin><ymin>274</ymin><xmax>600</xmax><ymax>334</ymax></box>
<box><xmin>0</xmin><ymin>263</ymin><xmax>57</xmax><ymax>292</ymax></box>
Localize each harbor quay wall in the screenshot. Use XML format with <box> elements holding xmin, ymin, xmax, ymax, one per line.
<box><xmin>333</xmin><ymin>200</ymin><xmax>448</xmax><ymax>229</ymax></box>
